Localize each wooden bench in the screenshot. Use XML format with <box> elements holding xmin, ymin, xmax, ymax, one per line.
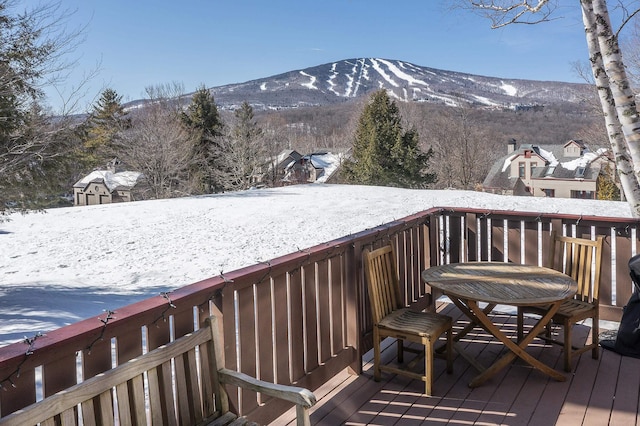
<box><xmin>0</xmin><ymin>316</ymin><xmax>316</xmax><ymax>426</ymax></box>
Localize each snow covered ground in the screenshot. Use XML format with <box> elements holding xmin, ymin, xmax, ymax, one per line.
<box><xmin>0</xmin><ymin>184</ymin><xmax>631</xmax><ymax>347</ymax></box>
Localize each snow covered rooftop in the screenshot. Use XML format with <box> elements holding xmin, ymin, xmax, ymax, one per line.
<box><xmin>74</xmin><ymin>170</ymin><xmax>143</xmax><ymax>191</ymax></box>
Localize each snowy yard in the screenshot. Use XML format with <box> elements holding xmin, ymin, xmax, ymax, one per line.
<box><xmin>0</xmin><ymin>184</ymin><xmax>630</xmax><ymax>346</ymax></box>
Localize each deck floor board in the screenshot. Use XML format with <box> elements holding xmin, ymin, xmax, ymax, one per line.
<box><xmin>274</xmin><ymin>302</ymin><xmax>634</xmax><ymax>425</ymax></box>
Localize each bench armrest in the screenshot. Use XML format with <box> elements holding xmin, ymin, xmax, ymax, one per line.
<box><xmin>218</xmin><ymin>368</ymin><xmax>316</xmax><ymax>407</ymax></box>
<box><xmin>218</xmin><ymin>367</ymin><xmax>316</xmax><ymax>425</ymax></box>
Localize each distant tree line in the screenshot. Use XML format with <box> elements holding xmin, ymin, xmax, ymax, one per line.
<box><xmin>77</xmin><ymin>84</ymin><xmax>275</xmax><ymax>200</ymax></box>
<box><xmin>2</xmin><ymin>75</ymin><xmax>606</xmax><ymax>214</ymax></box>
<box><xmin>258</xmin><ymin>94</ymin><xmax>602</xmax><ymax>191</ymax></box>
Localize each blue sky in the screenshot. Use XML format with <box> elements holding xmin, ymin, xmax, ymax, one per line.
<box><xmin>33</xmin><ymin>0</ymin><xmax>589</xmax><ymax>113</ymax></box>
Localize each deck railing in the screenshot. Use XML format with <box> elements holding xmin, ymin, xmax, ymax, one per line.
<box><xmin>0</xmin><ymin>206</ymin><xmax>637</xmax><ymax>423</ymax></box>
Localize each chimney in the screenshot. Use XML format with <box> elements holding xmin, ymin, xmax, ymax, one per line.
<box><xmin>106</xmin><ymin>157</ymin><xmax>121</xmax><ymax>173</ymax></box>
<box><xmin>507</xmin><ymin>138</ymin><xmax>517</xmax><ymax>154</ymax></box>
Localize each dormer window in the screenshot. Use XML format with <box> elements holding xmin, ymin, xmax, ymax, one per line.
<box><xmin>545</xmin><ymin>166</ymin><xmax>556</xmax><ymax>176</ymax></box>
<box><xmin>564</xmin><ymin>140</ymin><xmax>586</xmax><ymax>158</ymax></box>
<box><xmin>576</xmin><ymin>167</ymin><xmax>585</xmax><ymax>178</ymax></box>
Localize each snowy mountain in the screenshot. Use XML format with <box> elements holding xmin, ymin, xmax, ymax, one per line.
<box><xmin>165</xmin><ymin>58</ymin><xmax>594</xmax><ymax>111</ymax></box>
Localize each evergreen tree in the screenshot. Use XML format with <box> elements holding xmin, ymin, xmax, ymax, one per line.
<box><xmin>343</xmin><ymin>90</ymin><xmax>435</xmax><ymax>188</ymax></box>
<box><xmin>82</xmin><ymin>88</ymin><xmax>129</xmax><ymax>168</ymax></box>
<box><xmin>597</xmin><ymin>163</ymin><xmax>622</xmax><ymax>201</ymax></box>
<box><xmin>2</xmin><ymin>104</ymin><xmax>79</xmax><ymax>211</ymax></box>
<box><xmin>0</xmin><ymin>1</ymin><xmax>83</xmax><ymax>215</ymax></box>
<box><xmin>181</xmin><ymin>85</ymin><xmax>223</xmax><ymax>193</ymax></box>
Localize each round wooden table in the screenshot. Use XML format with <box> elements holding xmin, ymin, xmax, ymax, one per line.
<box><xmin>422</xmin><ymin>262</ymin><xmax>577</xmax><ymax>387</ymax></box>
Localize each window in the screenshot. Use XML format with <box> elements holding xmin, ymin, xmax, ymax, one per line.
<box><xmin>571</xmin><ymin>190</ymin><xmax>594</xmax><ymax>199</ymax></box>
<box><xmin>530</xmin><ymin>162</ymin><xmax>538</xmax><ymax>176</ymax></box>
<box><xmin>545</xmin><ymin>166</ymin><xmax>556</xmax><ymax>176</ymax></box>
<box><xmin>519</xmin><ymin>162</ymin><xmax>526</xmax><ymax>178</ymax></box>
<box><xmin>576</xmin><ymin>167</ymin><xmax>585</xmax><ymax>178</ymax></box>
<box><xmin>543</xmin><ymin>189</ymin><xmax>555</xmax><ymax>197</ymax></box>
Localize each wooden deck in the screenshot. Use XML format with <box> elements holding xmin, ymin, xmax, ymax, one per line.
<box><xmin>275</xmin><ymin>302</ymin><xmax>640</xmax><ymax>426</ymax></box>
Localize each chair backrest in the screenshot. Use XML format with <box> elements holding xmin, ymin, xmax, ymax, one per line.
<box><xmin>547</xmin><ymin>231</ymin><xmax>604</xmax><ymax>303</ymax></box>
<box><xmin>363</xmin><ymin>245</ymin><xmax>403</xmax><ymax>324</ymax></box>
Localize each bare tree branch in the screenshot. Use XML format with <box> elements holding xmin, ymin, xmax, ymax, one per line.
<box><xmin>465</xmin><ymin>0</ymin><xmax>558</xmax><ymax>28</ymax></box>
<box><xmin>115</xmin><ymin>84</ymin><xmax>198</xmax><ymax>199</ymax></box>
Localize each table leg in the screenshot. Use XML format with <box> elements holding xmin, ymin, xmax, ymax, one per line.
<box><xmin>441</xmin><ymin>298</ymin><xmax>495</xmax><ymax>373</ymax></box>
<box><xmin>466</xmin><ymin>299</ymin><xmax>565</xmax><ymax>387</ymax></box>
<box><xmin>448</xmin><ymin>298</ymin><xmax>496</xmax><ymax>342</ymax></box>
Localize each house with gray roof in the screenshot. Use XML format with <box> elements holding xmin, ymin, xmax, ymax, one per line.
<box><xmin>482</xmin><ymin>139</ymin><xmax>607</xmax><ymax>199</ymax></box>
<box><xmin>73</xmin><ymin>170</ymin><xmax>144</xmax><ymax>206</ymax></box>
<box><xmin>283</xmin><ymin>150</ymin><xmax>344</xmax><ymax>184</ymax></box>
<box><xmin>250</xmin><ymin>149</ymin><xmax>304</xmax><ymax>187</ymax></box>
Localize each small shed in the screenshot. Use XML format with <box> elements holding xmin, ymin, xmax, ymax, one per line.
<box><xmin>73</xmin><ymin>170</ymin><xmax>144</xmax><ymax>206</ymax></box>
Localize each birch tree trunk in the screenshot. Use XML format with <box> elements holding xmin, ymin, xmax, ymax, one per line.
<box><xmin>587</xmin><ymin>0</ymin><xmax>640</xmax><ymax>215</ymax></box>
<box><xmin>581</xmin><ymin>0</ymin><xmax>640</xmax><ymax>211</ymax></box>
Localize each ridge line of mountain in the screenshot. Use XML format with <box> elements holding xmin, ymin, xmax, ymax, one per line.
<box><xmin>124</xmin><ymin>57</ymin><xmax>593</xmax><ymax>111</ymax></box>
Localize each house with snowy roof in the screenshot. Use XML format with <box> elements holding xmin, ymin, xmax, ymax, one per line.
<box><xmin>482</xmin><ymin>139</ymin><xmax>607</xmax><ymax>199</ymax></box>
<box><xmin>73</xmin><ymin>169</ymin><xmax>144</xmax><ymax>206</ymax></box>
<box><xmin>250</xmin><ymin>149</ymin><xmax>304</xmax><ymax>187</ymax></box>
<box><xmin>283</xmin><ymin>150</ymin><xmax>344</xmax><ymax>185</ymax></box>
<box><xmin>250</xmin><ymin>149</ymin><xmax>345</xmax><ymax>187</ymax></box>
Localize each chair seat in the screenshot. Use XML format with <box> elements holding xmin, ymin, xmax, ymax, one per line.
<box><xmin>525</xmin><ymin>299</ymin><xmax>597</xmax><ymax>322</ymax></box>
<box><xmin>378</xmin><ymin>308</ymin><xmax>451</xmax><ymax>338</ymax></box>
